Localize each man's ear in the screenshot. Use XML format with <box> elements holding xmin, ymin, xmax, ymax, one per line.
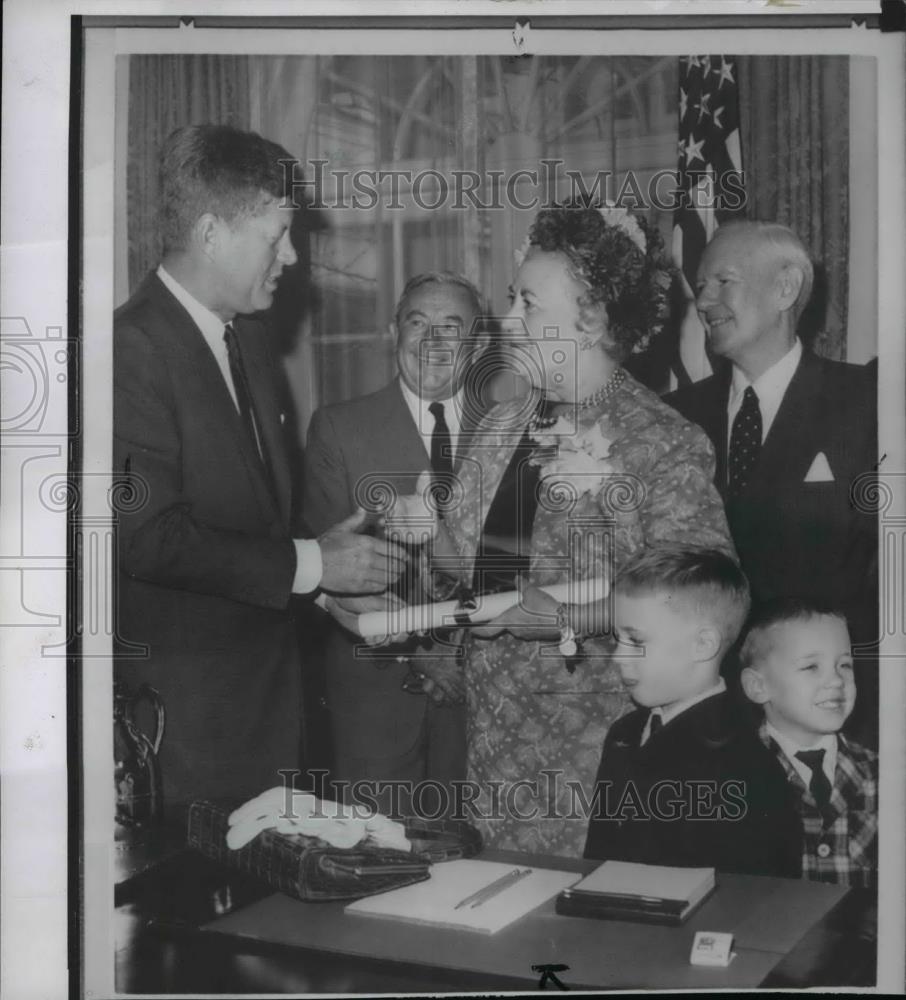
<box><xmin>194</xmin><ymin>213</ymin><xmax>221</xmax><ymax>260</ymax></box>
<box><xmin>692</xmin><ymin>625</ymin><xmax>721</xmax><ymax>663</ymax></box>
<box><xmin>740</xmin><ymin>666</ymin><xmax>769</xmax><ymax>705</ymax></box>
<box><xmin>775</xmin><ymin>263</ymin><xmax>805</xmax><ymax>315</ymax></box>
<box><xmin>389</xmin><ymin>320</ymin><xmax>400</xmax><ymax>345</ymax></box>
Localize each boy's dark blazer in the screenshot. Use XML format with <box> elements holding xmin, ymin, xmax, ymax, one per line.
<box><xmin>114</xmin><ymin>271</ymin><xmax>301</xmax><ymax>809</ymax></box>
<box><xmin>584</xmin><ymin>691</ymin><xmax>803</xmax><ymax>877</ymax></box>
<box><xmin>302</xmin><ymin>379</ymin><xmax>483</xmax><ymax>788</ymax></box>
<box><xmin>665</xmin><ymin>352</ymin><xmax>878</xmax><ymax>644</ymax></box>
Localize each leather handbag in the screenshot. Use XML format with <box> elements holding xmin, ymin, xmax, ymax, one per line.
<box><xmin>187</xmin><ymin>799</ymin><xmax>482</xmax><ymax>902</ymax></box>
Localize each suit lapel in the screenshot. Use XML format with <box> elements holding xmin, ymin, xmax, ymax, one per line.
<box><xmin>235</xmin><ymin>320</ymin><xmax>292</xmax><ymax>526</ymax></box>
<box><xmin>743</xmin><ymin>352</ymin><xmax>824</xmax><ymax>498</ymax></box>
<box><xmin>388</xmin><ymin>380</ymin><xmax>434</xmax><ymax>470</ymax></box>
<box><xmin>147</xmin><ymin>275</ymin><xmax>281</xmax><ymax>522</ymax></box>
<box><xmin>703</xmin><ymin>370</ymin><xmax>731</xmax><ymax>494</ymax></box>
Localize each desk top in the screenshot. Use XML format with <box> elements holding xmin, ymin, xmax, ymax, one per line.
<box><xmin>201</xmin><ymin>850</ymin><xmax>848</xmax><ymax>991</ymax></box>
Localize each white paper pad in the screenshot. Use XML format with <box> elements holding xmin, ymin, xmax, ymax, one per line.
<box><xmin>345</xmin><ymin>859</ymin><xmax>581</xmax><ymax>934</ymax></box>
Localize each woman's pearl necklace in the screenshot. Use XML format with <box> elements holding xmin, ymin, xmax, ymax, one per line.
<box><xmin>531</xmin><ymin>367</ymin><xmax>626</xmax><ymax>430</ymax></box>
<box><xmin>576</xmin><ymin>367</ymin><xmax>626</xmax><ymax>409</ymax></box>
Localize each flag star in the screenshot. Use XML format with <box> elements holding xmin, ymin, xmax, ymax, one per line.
<box><xmin>680</xmin><ymin>87</ymin><xmax>688</xmax><ymax>120</ymax></box>
<box><xmin>701</xmin><ymin>55</ymin><xmax>712</xmax><ymax>77</ymax></box>
<box><xmin>688</xmin><ymin>55</ymin><xmax>701</xmax><ymax>70</ymax></box>
<box><xmin>684</xmin><ymin>135</ymin><xmax>706</xmax><ymax>166</ymax></box>
<box><xmin>695</xmin><ymin>93</ymin><xmax>712</xmax><ymax>122</ymax></box>
<box><xmin>712</xmin><ymin>105</ymin><xmax>725</xmax><ymax>129</ymax></box>
<box><xmin>717</xmin><ymin>57</ymin><xmax>735</xmax><ymax>89</ymax></box>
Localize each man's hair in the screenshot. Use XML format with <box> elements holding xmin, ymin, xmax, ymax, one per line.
<box><xmin>738</xmin><ymin>597</ymin><xmax>849</xmax><ymax>673</ymax></box>
<box><xmin>616</xmin><ymin>545</ymin><xmax>751</xmax><ymax>654</ymax></box>
<box><xmin>394</xmin><ymin>271</ymin><xmax>485</xmax><ymax>331</ymax></box>
<box><xmin>159</xmin><ymin>124</ymin><xmax>296</xmax><ymax>254</ymax></box>
<box><xmin>713</xmin><ymin>220</ymin><xmax>815</xmax><ymax>319</ymax></box>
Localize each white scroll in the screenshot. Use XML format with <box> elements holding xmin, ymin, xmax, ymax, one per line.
<box><xmin>356</xmin><ymin>576</ymin><xmax>609</xmax><ymax>640</ymax></box>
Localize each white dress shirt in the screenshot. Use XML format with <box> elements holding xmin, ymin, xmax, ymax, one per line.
<box><xmin>156</xmin><ymin>265</ymin><xmax>321</xmax><ymax>593</ymax></box>
<box><xmin>727</xmin><ymin>338</ymin><xmax>802</xmax><ymax>454</ymax></box>
<box><xmin>157</xmin><ymin>265</ymin><xmax>240</xmax><ymax>410</ymax></box>
<box><xmin>398</xmin><ymin>378</ymin><xmax>464</xmax><ymax>463</ymax></box>
<box><xmin>765</xmin><ymin>722</ymin><xmax>837</xmax><ymax>787</ymax></box>
<box><xmin>640</xmin><ymin>677</ymin><xmax>727</xmax><ymax>745</ymax></box>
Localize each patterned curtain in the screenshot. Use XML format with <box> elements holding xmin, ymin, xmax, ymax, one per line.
<box><xmin>737</xmin><ymin>56</ymin><xmax>850</xmax><ymax>360</ymax></box>
<box><xmin>126</xmin><ymin>56</ymin><xmax>251</xmax><ymax>291</ymax></box>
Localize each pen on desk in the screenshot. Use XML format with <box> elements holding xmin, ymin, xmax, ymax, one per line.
<box><xmin>453</xmin><ymin>868</ymin><xmax>533</xmax><ymax>910</ymax></box>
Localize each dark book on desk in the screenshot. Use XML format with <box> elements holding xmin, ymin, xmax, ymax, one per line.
<box><xmin>556</xmin><ymin>861</ymin><xmax>716</xmax><ymax>926</ymax></box>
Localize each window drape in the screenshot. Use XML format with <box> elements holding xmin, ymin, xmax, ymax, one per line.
<box><xmin>738</xmin><ymin>56</ymin><xmax>850</xmax><ymax>360</ymax></box>
<box><xmin>126</xmin><ymin>55</ymin><xmax>251</xmax><ymax>290</ymax></box>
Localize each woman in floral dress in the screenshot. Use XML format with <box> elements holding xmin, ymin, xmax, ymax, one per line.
<box><xmin>432</xmin><ymin>204</ymin><xmax>735</xmax><ymax>857</ymax></box>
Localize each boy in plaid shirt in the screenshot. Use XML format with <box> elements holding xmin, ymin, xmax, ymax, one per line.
<box><xmin>739</xmin><ymin>599</ymin><xmax>877</xmax><ymax>887</ymax></box>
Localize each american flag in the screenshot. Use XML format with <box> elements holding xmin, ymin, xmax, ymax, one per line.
<box><xmin>672</xmin><ymin>55</ymin><xmax>747</xmax><ymax>386</ymax></box>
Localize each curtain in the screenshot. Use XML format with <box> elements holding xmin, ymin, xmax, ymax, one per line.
<box><xmin>737</xmin><ymin>56</ymin><xmax>850</xmax><ymax>360</ymax></box>
<box><xmin>126</xmin><ymin>56</ymin><xmax>251</xmax><ymax>291</ymax></box>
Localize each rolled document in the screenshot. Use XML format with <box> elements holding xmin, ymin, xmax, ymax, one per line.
<box><xmin>356</xmin><ymin>577</ymin><xmax>609</xmax><ymax>639</ymax></box>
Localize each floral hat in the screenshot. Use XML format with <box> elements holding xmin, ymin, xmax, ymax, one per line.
<box><xmin>514</xmin><ymin>201</ymin><xmax>675</xmax><ymax>357</ymax></box>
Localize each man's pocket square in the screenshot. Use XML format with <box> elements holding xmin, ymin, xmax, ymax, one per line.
<box><xmin>804</xmin><ymin>452</ymin><xmax>834</xmax><ymax>483</ymax></box>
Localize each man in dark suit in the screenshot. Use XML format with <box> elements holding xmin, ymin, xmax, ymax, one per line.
<box><xmin>666</xmin><ymin>221</ymin><xmax>877</xmax><ymax>740</ymax></box>
<box><xmin>302</xmin><ymin>272</ymin><xmax>489</xmax><ymax>813</ymax></box>
<box><xmin>114</xmin><ymin>124</ymin><xmax>406</xmax><ymax>811</ymax></box>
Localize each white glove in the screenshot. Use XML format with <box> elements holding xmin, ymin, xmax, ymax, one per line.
<box><xmin>225</xmin><ymin>787</ymin><xmax>411</xmax><ymax>852</ymax></box>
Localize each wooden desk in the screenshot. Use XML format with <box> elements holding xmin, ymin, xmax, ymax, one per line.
<box><xmin>115</xmin><ymin>844</ymin><xmax>874</xmax><ymax>992</ymax></box>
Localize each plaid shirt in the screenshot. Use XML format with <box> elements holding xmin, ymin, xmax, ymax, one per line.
<box><xmin>760</xmin><ymin>724</ymin><xmax>878</xmax><ymax>887</ymax></box>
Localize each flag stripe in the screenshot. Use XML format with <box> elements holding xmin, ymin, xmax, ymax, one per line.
<box><xmin>673</xmin><ymin>55</ymin><xmax>747</xmax><ymax>385</ymax></box>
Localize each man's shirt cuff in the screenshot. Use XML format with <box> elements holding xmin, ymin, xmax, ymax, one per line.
<box><xmin>292</xmin><ymin>538</ymin><xmax>323</xmax><ymax>594</ymax></box>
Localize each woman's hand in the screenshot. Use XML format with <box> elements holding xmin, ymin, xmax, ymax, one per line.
<box><xmin>471</xmin><ymin>581</ymin><xmax>561</xmax><ymax>641</ymax></box>
<box><xmin>411</xmin><ymin>652</ymin><xmax>465</xmax><ymax>704</ymax></box>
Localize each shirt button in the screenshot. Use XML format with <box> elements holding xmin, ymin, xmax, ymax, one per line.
<box><xmin>817</xmin><ymin>843</ymin><xmax>832</xmax><ymax>859</ymax></box>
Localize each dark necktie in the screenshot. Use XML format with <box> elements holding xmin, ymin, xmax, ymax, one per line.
<box><xmin>727</xmin><ymin>385</ymin><xmax>762</xmax><ymax>500</ymax></box>
<box><xmin>428</xmin><ymin>400</ymin><xmax>454</xmax><ymax>515</ymax></box>
<box><xmin>645</xmin><ymin>711</ymin><xmax>663</xmax><ymax>744</ymax></box>
<box><xmin>795</xmin><ymin>749</ymin><xmax>833</xmax><ymax>816</ymax></box>
<box><xmin>224</xmin><ymin>324</ymin><xmax>270</xmax><ymax>481</ymax></box>
<box><xmin>428</xmin><ymin>401</ymin><xmax>454</xmax><ymax>476</ymax></box>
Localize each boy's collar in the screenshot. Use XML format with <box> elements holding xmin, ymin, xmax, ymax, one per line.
<box><xmin>763</xmin><ymin>720</ymin><xmax>838</xmax><ymax>756</ymax></box>
<box><xmin>656</xmin><ymin>677</ymin><xmax>726</xmax><ymax>727</ymax></box>
<box><xmin>640</xmin><ymin>679</ymin><xmax>726</xmax><ymax>745</ymax></box>
<box><xmin>762</xmin><ymin>720</ymin><xmax>838</xmax><ymax>784</ymax></box>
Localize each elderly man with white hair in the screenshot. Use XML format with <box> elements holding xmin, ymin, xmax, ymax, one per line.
<box><xmin>666</xmin><ymin>221</ymin><xmax>878</xmax><ymax>744</ymax></box>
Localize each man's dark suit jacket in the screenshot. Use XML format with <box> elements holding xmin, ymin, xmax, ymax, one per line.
<box><xmin>665</xmin><ymin>351</ymin><xmax>878</xmax><ymax>645</ymax></box>
<box><xmin>302</xmin><ymin>380</ymin><xmax>479</xmax><ymax>790</ymax></box>
<box><xmin>114</xmin><ymin>272</ymin><xmax>301</xmax><ymax>809</ymax></box>
<box><xmin>583</xmin><ymin>691</ymin><xmax>802</xmax><ymax>877</ymax></box>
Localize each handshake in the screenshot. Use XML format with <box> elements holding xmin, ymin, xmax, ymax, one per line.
<box><xmin>314</xmin><ymin>469</ymin><xmax>439</xmax><ymax>619</ymax></box>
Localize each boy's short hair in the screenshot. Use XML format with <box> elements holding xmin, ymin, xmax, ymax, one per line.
<box><xmin>739</xmin><ymin>597</ymin><xmax>849</xmax><ymax>673</ymax></box>
<box><xmin>616</xmin><ymin>546</ymin><xmax>751</xmax><ymax>654</ymax></box>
